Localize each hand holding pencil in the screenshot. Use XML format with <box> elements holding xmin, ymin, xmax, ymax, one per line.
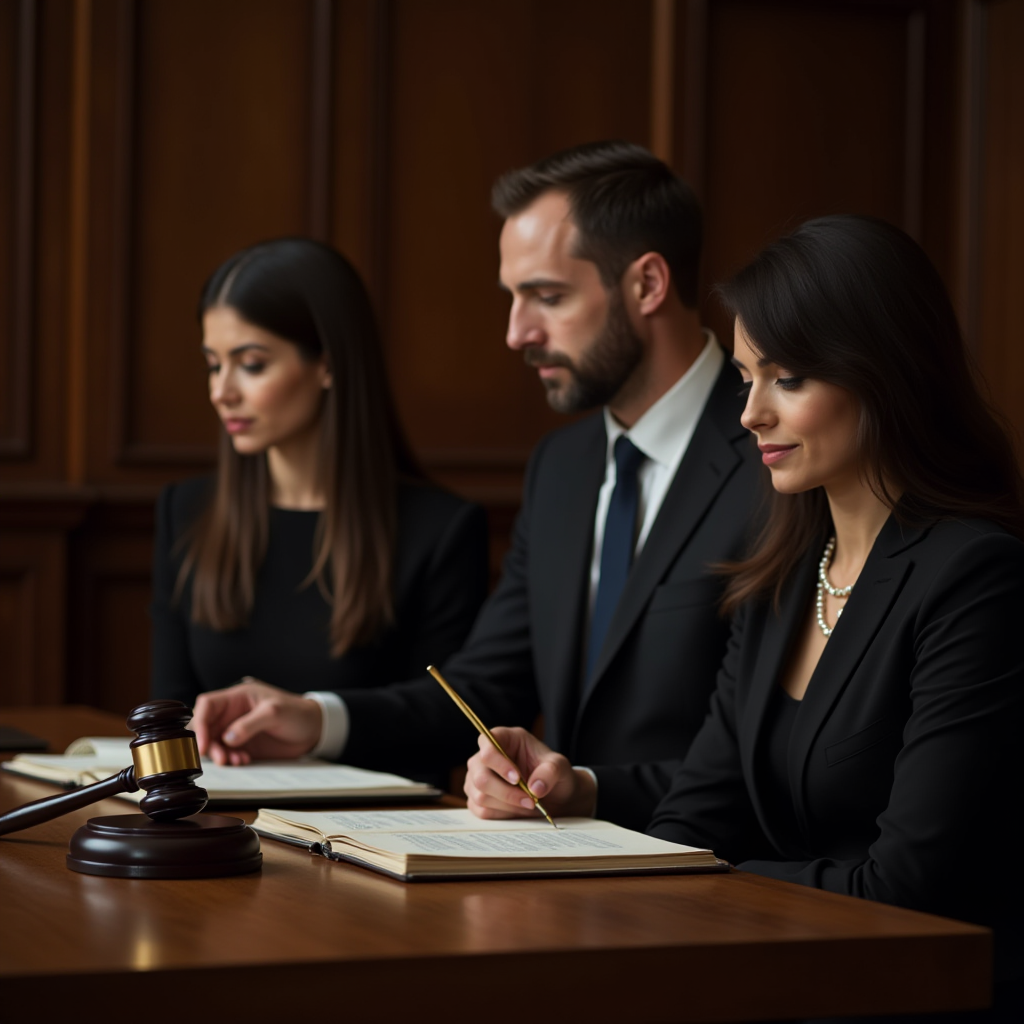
<box><xmin>427</xmin><ymin>665</ymin><xmax>559</xmax><ymax>828</ymax></box>
<box><xmin>427</xmin><ymin>666</ymin><xmax>599</xmax><ymax>824</ymax></box>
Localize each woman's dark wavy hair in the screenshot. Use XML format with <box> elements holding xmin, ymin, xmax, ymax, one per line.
<box><xmin>717</xmin><ymin>214</ymin><xmax>1024</xmax><ymax>613</ymax></box>
<box><xmin>179</xmin><ymin>238</ymin><xmax>421</xmax><ymax>655</ymax></box>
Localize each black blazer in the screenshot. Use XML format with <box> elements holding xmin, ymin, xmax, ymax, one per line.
<box><xmin>341</xmin><ymin>358</ymin><xmax>765</xmax><ymax>828</ymax></box>
<box><xmin>150</xmin><ymin>477</ymin><xmax>489</xmax><ymax>703</ymax></box>
<box><xmin>649</xmin><ymin>517</ymin><xmax>1024</xmax><ymax>982</ymax></box>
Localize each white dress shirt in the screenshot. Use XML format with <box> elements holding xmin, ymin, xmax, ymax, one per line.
<box><xmin>308</xmin><ymin>334</ymin><xmax>724</xmax><ymax>762</ymax></box>
<box><xmin>586</xmin><ymin>334</ymin><xmax>723</xmax><ymax>618</ymax></box>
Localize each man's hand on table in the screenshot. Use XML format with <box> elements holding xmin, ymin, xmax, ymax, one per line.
<box><xmin>464</xmin><ymin>726</ymin><xmax>597</xmax><ymax>820</ymax></box>
<box><xmin>191</xmin><ymin>678</ymin><xmax>321</xmax><ymax>765</ymax></box>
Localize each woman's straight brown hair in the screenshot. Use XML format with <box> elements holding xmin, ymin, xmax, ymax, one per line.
<box><xmin>178</xmin><ymin>238</ymin><xmax>422</xmax><ymax>656</ymax></box>
<box><xmin>716</xmin><ymin>215</ymin><xmax>1024</xmax><ymax>615</ymax></box>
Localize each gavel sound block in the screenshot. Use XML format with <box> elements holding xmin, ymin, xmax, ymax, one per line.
<box><xmin>0</xmin><ymin>700</ymin><xmax>261</xmax><ymax>878</ymax></box>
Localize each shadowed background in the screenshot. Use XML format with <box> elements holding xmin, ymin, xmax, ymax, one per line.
<box><xmin>1</xmin><ymin>0</ymin><xmax>1021</xmax><ymax>712</ymax></box>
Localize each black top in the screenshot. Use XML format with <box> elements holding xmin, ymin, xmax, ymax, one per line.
<box><xmin>759</xmin><ymin>686</ymin><xmax>801</xmax><ymax>846</ymax></box>
<box><xmin>150</xmin><ymin>476</ymin><xmax>490</xmax><ymax>706</ymax></box>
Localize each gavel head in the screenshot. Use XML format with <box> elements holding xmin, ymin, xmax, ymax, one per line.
<box><xmin>128</xmin><ymin>700</ymin><xmax>209</xmax><ymax>822</ymax></box>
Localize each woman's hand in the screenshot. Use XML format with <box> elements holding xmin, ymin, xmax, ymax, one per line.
<box><xmin>463</xmin><ymin>727</ymin><xmax>597</xmax><ymax>820</ymax></box>
<box><xmin>191</xmin><ymin>678</ymin><xmax>322</xmax><ymax>765</ymax></box>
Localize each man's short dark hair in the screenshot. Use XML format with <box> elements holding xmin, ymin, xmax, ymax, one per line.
<box><xmin>492</xmin><ymin>141</ymin><xmax>702</xmax><ymax>307</ymax></box>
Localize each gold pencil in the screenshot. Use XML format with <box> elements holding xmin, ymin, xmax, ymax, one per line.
<box><xmin>426</xmin><ymin>665</ymin><xmax>560</xmax><ymax>829</ymax></box>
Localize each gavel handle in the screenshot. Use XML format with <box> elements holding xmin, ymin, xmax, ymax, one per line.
<box><xmin>0</xmin><ymin>765</ymin><xmax>139</xmax><ymax>837</ymax></box>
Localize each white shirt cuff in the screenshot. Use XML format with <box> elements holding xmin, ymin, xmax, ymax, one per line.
<box><xmin>304</xmin><ymin>691</ymin><xmax>350</xmax><ymax>760</ymax></box>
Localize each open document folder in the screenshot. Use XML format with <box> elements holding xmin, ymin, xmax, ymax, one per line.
<box><xmin>2</xmin><ymin>736</ymin><xmax>441</xmax><ymax>806</ymax></box>
<box><xmin>252</xmin><ymin>806</ymin><xmax>727</xmax><ymax>881</ymax></box>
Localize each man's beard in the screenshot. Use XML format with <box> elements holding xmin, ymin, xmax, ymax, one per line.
<box><xmin>524</xmin><ymin>293</ymin><xmax>643</xmax><ymax>414</ymax></box>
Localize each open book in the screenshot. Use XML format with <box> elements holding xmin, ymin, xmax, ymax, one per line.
<box><xmin>251</xmin><ymin>807</ymin><xmax>725</xmax><ymax>881</ymax></box>
<box><xmin>1</xmin><ymin>737</ymin><xmax>440</xmax><ymax>806</ymax></box>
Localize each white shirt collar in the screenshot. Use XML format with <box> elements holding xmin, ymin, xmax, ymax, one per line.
<box><xmin>602</xmin><ymin>333</ymin><xmax>724</xmax><ymax>469</ymax></box>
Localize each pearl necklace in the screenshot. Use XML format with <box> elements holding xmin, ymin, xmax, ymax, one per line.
<box><xmin>815</xmin><ymin>535</ymin><xmax>853</xmax><ymax>637</ymax></box>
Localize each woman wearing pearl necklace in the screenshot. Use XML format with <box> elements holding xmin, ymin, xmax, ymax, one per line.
<box><xmin>648</xmin><ymin>215</ymin><xmax>1023</xmax><ymax>1019</ymax></box>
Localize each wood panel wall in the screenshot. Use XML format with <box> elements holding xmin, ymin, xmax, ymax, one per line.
<box><xmin>2</xmin><ymin>0</ymin><xmax>1021</xmax><ymax>711</ymax></box>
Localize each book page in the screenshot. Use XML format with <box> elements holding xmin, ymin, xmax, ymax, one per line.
<box><xmin>17</xmin><ymin>740</ymin><xmax>431</xmax><ymax>795</ymax></box>
<box><xmin>64</xmin><ymin>737</ymin><xmax>132</xmax><ymax>760</ymax></box>
<box><xmin>194</xmin><ymin>762</ymin><xmax>431</xmax><ymax>793</ymax></box>
<box><xmin>3</xmin><ymin>753</ymin><xmax>128</xmax><ymax>785</ymax></box>
<box><xmin>16</xmin><ymin>753</ymin><xmax>126</xmax><ymax>773</ymax></box>
<box><xmin>344</xmin><ymin>827</ymin><xmax>702</xmax><ymax>858</ymax></box>
<box><xmin>262</xmin><ymin>808</ymin><xmax>607</xmax><ymax>834</ymax></box>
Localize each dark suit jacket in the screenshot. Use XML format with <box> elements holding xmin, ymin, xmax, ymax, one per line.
<box><xmin>150</xmin><ymin>477</ymin><xmax>489</xmax><ymax>704</ymax></box>
<box><xmin>648</xmin><ymin>516</ymin><xmax>1024</xmax><ymax>982</ymax></box>
<box><xmin>341</xmin><ymin>358</ymin><xmax>765</xmax><ymax>829</ymax></box>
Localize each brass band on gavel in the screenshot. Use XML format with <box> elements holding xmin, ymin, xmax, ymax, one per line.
<box><xmin>132</xmin><ymin>736</ymin><xmax>202</xmax><ymax>779</ymax></box>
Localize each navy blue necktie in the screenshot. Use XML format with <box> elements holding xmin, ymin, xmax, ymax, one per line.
<box><xmin>586</xmin><ymin>435</ymin><xmax>646</xmax><ymax>685</ymax></box>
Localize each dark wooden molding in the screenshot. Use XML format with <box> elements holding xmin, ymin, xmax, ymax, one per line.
<box><xmin>0</xmin><ymin>498</ymin><xmax>91</xmax><ymax>531</ymax></box>
<box><xmin>65</xmin><ymin>563</ymin><xmax>153</xmax><ymax>710</ymax></box>
<box><xmin>650</xmin><ymin>0</ymin><xmax>676</xmax><ymax>163</ymax></box>
<box><xmin>0</xmin><ymin>531</ymin><xmax>66</xmax><ymax>704</ymax></box>
<box><xmin>368</xmin><ymin>0</ymin><xmax>392</xmax><ymax>332</ymax></box>
<box><xmin>0</xmin><ymin>481</ymin><xmax>160</xmax><ymax>529</ymax></box>
<box><xmin>0</xmin><ymin>560</ymin><xmax>40</xmax><ymax>705</ymax></box>
<box><xmin>958</xmin><ymin>0</ymin><xmax>988</xmax><ymax>352</ymax></box>
<box><xmin>117</xmin><ymin>442</ymin><xmax>216</xmax><ymax>467</ymax></box>
<box><xmin>680</xmin><ymin>0</ymin><xmax>707</xmax><ymax>196</ymax></box>
<box><xmin>67</xmin><ymin>0</ymin><xmax>93</xmax><ymax>483</ymax></box>
<box><xmin>64</xmin><ymin>506</ymin><xmax>156</xmax><ymax>710</ymax></box>
<box><xmin>107</xmin><ymin>0</ymin><xmax>138</xmax><ymax>469</ymax></box>
<box><xmin>902</xmin><ymin>6</ymin><xmax>926</xmax><ymax>241</ymax></box>
<box><xmin>419</xmin><ymin>449</ymin><xmax>532</xmax><ymax>471</ymax></box>
<box><xmin>308</xmin><ymin>0</ymin><xmax>335</xmax><ymax>239</ymax></box>
<box><xmin>1</xmin><ymin>0</ymin><xmax>38</xmax><ymax>460</ymax></box>
<box><xmin>101</xmin><ymin>1</ymin><xmax>216</xmax><ymax>470</ymax></box>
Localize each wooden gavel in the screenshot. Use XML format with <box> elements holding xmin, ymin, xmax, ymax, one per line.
<box><xmin>0</xmin><ymin>699</ymin><xmax>209</xmax><ymax>837</ymax></box>
<box><xmin>0</xmin><ymin>698</ymin><xmax>260</xmax><ymax>878</ymax></box>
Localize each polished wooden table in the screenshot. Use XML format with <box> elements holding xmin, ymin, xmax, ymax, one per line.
<box><xmin>0</xmin><ymin>706</ymin><xmax>991</xmax><ymax>1023</ymax></box>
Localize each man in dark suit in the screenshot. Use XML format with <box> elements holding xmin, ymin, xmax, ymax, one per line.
<box><xmin>191</xmin><ymin>142</ymin><xmax>763</xmax><ymax>830</ymax></box>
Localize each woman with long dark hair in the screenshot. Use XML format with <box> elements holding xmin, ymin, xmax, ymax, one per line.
<box><xmin>151</xmin><ymin>239</ymin><xmax>489</xmax><ymax>767</ymax></box>
<box><xmin>646</xmin><ymin>215</ymin><xmax>1023</xmax><ymax>1015</ymax></box>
